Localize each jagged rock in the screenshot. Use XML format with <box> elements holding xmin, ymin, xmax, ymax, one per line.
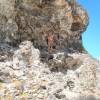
<box><xmin>0</xmin><ymin>45</ymin><xmax>99</xmax><ymax>99</ymax></box>
<box><xmin>0</xmin><ymin>0</ymin><xmax>89</xmax><ymax>52</ymax></box>
<box><xmin>47</xmin><ymin>52</ymin><xmax>82</xmax><ymax>72</ymax></box>
<box><xmin>13</xmin><ymin>41</ymin><xmax>40</xmax><ymax>70</ymax></box>
<box><xmin>0</xmin><ymin>0</ymin><xmax>100</xmax><ymax>100</ymax></box>
<box><xmin>0</xmin><ymin>0</ymin><xmax>15</xmax><ymax>18</ymax></box>
<box><xmin>0</xmin><ymin>42</ymin><xmax>14</xmax><ymax>61</ymax></box>
<box><xmin>0</xmin><ymin>62</ymin><xmax>13</xmax><ymax>83</ymax></box>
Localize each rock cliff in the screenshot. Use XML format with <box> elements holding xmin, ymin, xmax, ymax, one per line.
<box><xmin>0</xmin><ymin>0</ymin><xmax>100</xmax><ymax>100</ymax></box>
<box><xmin>0</xmin><ymin>0</ymin><xmax>89</xmax><ymax>52</ymax></box>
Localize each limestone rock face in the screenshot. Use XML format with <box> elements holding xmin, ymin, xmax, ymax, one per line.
<box><xmin>0</xmin><ymin>0</ymin><xmax>100</xmax><ymax>100</ymax></box>
<box><xmin>0</xmin><ymin>41</ymin><xmax>99</xmax><ymax>100</ymax></box>
<box><xmin>0</xmin><ymin>0</ymin><xmax>89</xmax><ymax>52</ymax></box>
<box><xmin>0</xmin><ymin>0</ymin><xmax>15</xmax><ymax>18</ymax></box>
<box><xmin>13</xmin><ymin>41</ymin><xmax>40</xmax><ymax>70</ymax></box>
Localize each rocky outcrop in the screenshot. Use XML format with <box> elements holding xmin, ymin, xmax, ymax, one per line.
<box><xmin>0</xmin><ymin>41</ymin><xmax>99</xmax><ymax>100</ymax></box>
<box><xmin>0</xmin><ymin>0</ymin><xmax>100</xmax><ymax>100</ymax></box>
<box><xmin>0</xmin><ymin>0</ymin><xmax>88</xmax><ymax>52</ymax></box>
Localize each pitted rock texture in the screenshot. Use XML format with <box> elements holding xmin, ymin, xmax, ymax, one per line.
<box><xmin>0</xmin><ymin>0</ymin><xmax>89</xmax><ymax>52</ymax></box>
<box><xmin>0</xmin><ymin>41</ymin><xmax>100</xmax><ymax>100</ymax></box>
<box><xmin>0</xmin><ymin>0</ymin><xmax>100</xmax><ymax>100</ymax></box>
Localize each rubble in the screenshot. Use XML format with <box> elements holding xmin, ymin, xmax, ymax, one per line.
<box><xmin>0</xmin><ymin>0</ymin><xmax>99</xmax><ymax>100</ymax></box>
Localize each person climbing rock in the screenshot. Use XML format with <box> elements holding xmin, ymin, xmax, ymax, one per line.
<box><xmin>65</xmin><ymin>0</ymin><xmax>77</xmax><ymax>20</ymax></box>
<box><xmin>39</xmin><ymin>0</ymin><xmax>51</xmax><ymax>5</ymax></box>
<box><xmin>55</xmin><ymin>0</ymin><xmax>66</xmax><ymax>7</ymax></box>
<box><xmin>47</xmin><ymin>30</ymin><xmax>55</xmax><ymax>53</ymax></box>
<box><xmin>66</xmin><ymin>5</ymin><xmax>72</xmax><ymax>18</ymax></box>
<box><xmin>68</xmin><ymin>0</ymin><xmax>77</xmax><ymax>15</ymax></box>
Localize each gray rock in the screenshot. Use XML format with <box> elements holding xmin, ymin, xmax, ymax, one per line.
<box><xmin>0</xmin><ymin>0</ymin><xmax>99</xmax><ymax>100</ymax></box>
<box><xmin>0</xmin><ymin>0</ymin><xmax>88</xmax><ymax>52</ymax></box>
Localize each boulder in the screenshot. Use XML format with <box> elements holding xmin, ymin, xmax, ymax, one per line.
<box><xmin>13</xmin><ymin>41</ymin><xmax>40</xmax><ymax>70</ymax></box>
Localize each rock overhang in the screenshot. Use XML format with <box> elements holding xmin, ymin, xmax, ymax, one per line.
<box><xmin>0</xmin><ymin>0</ymin><xmax>89</xmax><ymax>52</ymax></box>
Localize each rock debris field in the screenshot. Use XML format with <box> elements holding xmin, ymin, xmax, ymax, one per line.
<box><xmin>0</xmin><ymin>0</ymin><xmax>100</xmax><ymax>100</ymax></box>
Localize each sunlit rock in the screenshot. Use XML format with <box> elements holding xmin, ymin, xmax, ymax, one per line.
<box><xmin>0</xmin><ymin>0</ymin><xmax>99</xmax><ymax>100</ymax></box>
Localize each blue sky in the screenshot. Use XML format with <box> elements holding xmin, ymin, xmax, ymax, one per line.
<box><xmin>78</xmin><ymin>0</ymin><xmax>100</xmax><ymax>60</ymax></box>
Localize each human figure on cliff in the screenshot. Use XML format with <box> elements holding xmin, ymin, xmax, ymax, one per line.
<box><xmin>68</xmin><ymin>0</ymin><xmax>77</xmax><ymax>15</ymax></box>
<box><xmin>39</xmin><ymin>0</ymin><xmax>51</xmax><ymax>5</ymax></box>
<box><xmin>47</xmin><ymin>30</ymin><xmax>56</xmax><ymax>53</ymax></box>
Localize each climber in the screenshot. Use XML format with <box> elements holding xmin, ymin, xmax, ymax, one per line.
<box><xmin>65</xmin><ymin>0</ymin><xmax>77</xmax><ymax>19</ymax></box>
<box><xmin>39</xmin><ymin>0</ymin><xmax>50</xmax><ymax>5</ymax></box>
<box><xmin>47</xmin><ymin>30</ymin><xmax>55</xmax><ymax>53</ymax></box>
<box><xmin>68</xmin><ymin>0</ymin><xmax>77</xmax><ymax>15</ymax></box>
<box><xmin>39</xmin><ymin>0</ymin><xmax>42</xmax><ymax>4</ymax></box>
<box><xmin>38</xmin><ymin>0</ymin><xmax>48</xmax><ymax>8</ymax></box>
<box><xmin>66</xmin><ymin>6</ymin><xmax>72</xmax><ymax>18</ymax></box>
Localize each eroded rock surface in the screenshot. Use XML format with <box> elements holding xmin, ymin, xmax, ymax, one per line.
<box><xmin>0</xmin><ymin>0</ymin><xmax>100</xmax><ymax>100</ymax></box>
<box><xmin>0</xmin><ymin>0</ymin><xmax>89</xmax><ymax>52</ymax></box>
<box><xmin>0</xmin><ymin>41</ymin><xmax>99</xmax><ymax>100</ymax></box>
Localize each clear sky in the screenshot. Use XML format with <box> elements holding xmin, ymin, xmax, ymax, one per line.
<box><xmin>78</xmin><ymin>0</ymin><xmax>100</xmax><ymax>60</ymax></box>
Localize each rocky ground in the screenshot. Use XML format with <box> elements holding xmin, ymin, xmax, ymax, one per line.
<box><xmin>0</xmin><ymin>41</ymin><xmax>100</xmax><ymax>100</ymax></box>
<box><xmin>0</xmin><ymin>0</ymin><xmax>100</xmax><ymax>100</ymax></box>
